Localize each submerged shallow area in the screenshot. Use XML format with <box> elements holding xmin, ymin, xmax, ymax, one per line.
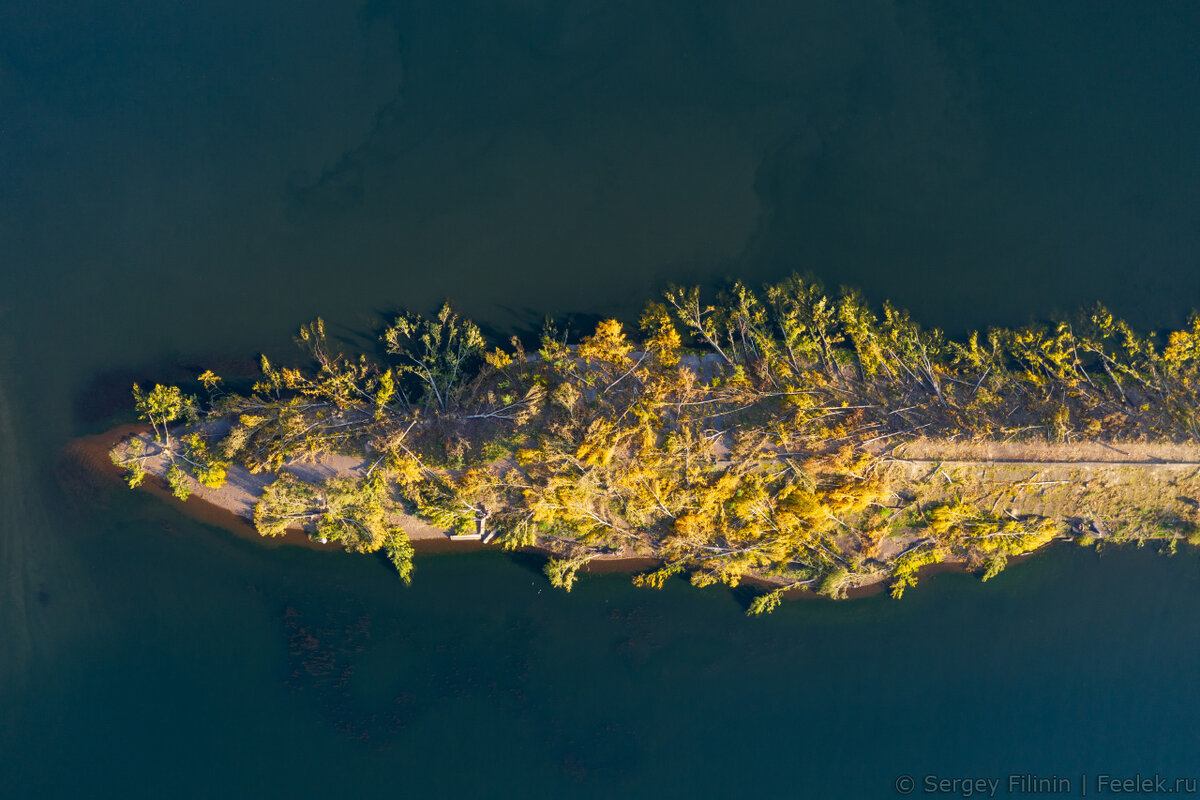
<box><xmin>6</xmin><ymin>487</ymin><xmax>1200</xmax><ymax>796</ymax></box>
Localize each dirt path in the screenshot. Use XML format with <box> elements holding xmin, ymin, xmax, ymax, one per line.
<box><xmin>898</xmin><ymin>458</ymin><xmax>1200</xmax><ymax>470</ymax></box>
<box><xmin>887</xmin><ymin>437</ymin><xmax>1200</xmax><ymax>465</ymax></box>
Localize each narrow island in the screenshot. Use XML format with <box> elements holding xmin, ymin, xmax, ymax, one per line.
<box><xmin>107</xmin><ymin>276</ymin><xmax>1200</xmax><ymax>613</ymax></box>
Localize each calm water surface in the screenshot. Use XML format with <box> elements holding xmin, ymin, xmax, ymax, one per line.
<box><xmin>3</xmin><ymin>2</ymin><xmax>1200</xmax><ymax>796</ymax></box>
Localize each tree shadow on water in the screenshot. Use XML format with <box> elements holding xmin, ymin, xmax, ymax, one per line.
<box><xmin>505</xmin><ymin>550</ymin><xmax>552</xmax><ymax>584</ymax></box>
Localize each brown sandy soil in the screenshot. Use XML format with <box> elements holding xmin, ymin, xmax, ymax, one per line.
<box><xmin>866</xmin><ymin>443</ymin><xmax>1200</xmax><ymax>591</ymax></box>
<box><xmin>66</xmin><ymin>426</ymin><xmax>338</xmax><ymax>551</ymax></box>
<box><xmin>890</xmin><ymin>458</ymin><xmax>1200</xmax><ymax>532</ymax></box>
<box><xmin>886</xmin><ymin>437</ymin><xmax>1200</xmax><ymax>467</ymax></box>
<box><xmin>96</xmin><ymin>427</ymin><xmax>653</xmax><ymax>562</ymax></box>
<box><xmin>853</xmin><ymin>437</ymin><xmax>1200</xmax><ymax>592</ymax></box>
<box><xmin>93</xmin><ymin>427</ymin><xmax>454</xmax><ymax>551</ymax></box>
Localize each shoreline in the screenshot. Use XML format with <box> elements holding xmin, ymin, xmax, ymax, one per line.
<box><xmin>67</xmin><ymin>425</ymin><xmax>1078</xmax><ymax>595</ymax></box>
<box><xmin>68</xmin><ymin>426</ymin><xmax>656</xmax><ymax>560</ymax></box>
<box><xmin>71</xmin><ymin>426</ymin><xmax>873</xmax><ymax>587</ymax></box>
<box><xmin>88</xmin><ymin>279</ymin><xmax>1200</xmax><ymax>609</ymax></box>
<box><xmin>86</xmin><ymin>424</ymin><xmax>1200</xmax><ymax>599</ymax></box>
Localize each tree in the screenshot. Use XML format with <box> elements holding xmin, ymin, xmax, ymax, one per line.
<box><xmin>746</xmin><ymin>588</ymin><xmax>785</xmax><ymax>616</ymax></box>
<box><xmin>544</xmin><ymin>554</ymin><xmax>593</xmax><ymax>592</ymax></box>
<box><xmin>765</xmin><ymin>274</ymin><xmax>844</xmax><ymax>379</ymax></box>
<box><xmin>133</xmin><ymin>384</ymin><xmax>190</xmax><ymax>452</ymax></box>
<box><xmin>578</xmin><ymin>319</ymin><xmax>633</xmax><ymax>365</ymax></box>
<box><xmin>715</xmin><ymin>281</ymin><xmax>770</xmax><ymax>365</ymax></box>
<box><xmin>166</xmin><ymin>463</ymin><xmax>192</xmax><ymax>501</ymax></box>
<box><xmin>663</xmin><ymin>285</ymin><xmax>734</xmax><ymax>365</ymax></box>
<box><xmin>383</xmin><ymin>530</ymin><xmax>415</xmax><ymax>585</ymax></box>
<box><xmin>837</xmin><ymin>288</ymin><xmax>885</xmax><ymax>379</ymax></box>
<box><xmin>639</xmin><ymin>301</ymin><xmax>682</xmax><ymax>367</ymax></box>
<box><xmin>182</xmin><ymin>433</ymin><xmax>229</xmax><ymax>489</ymax></box>
<box><xmin>253</xmin><ymin>472</ymin><xmax>414</xmax><ymax>582</ymax></box>
<box><xmin>890</xmin><ymin>545</ymin><xmax>944</xmax><ymax>599</ymax></box>
<box><xmin>110</xmin><ymin>436</ymin><xmax>147</xmax><ymax>488</ymax></box>
<box><xmin>197</xmin><ymin>370</ymin><xmax>223</xmax><ymax>406</ymax></box>
<box><xmin>384</xmin><ymin>302</ymin><xmax>485</xmax><ymax>410</ymax></box>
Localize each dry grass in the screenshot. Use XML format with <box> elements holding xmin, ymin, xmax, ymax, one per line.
<box><xmin>880</xmin><ymin>441</ymin><xmax>1200</xmax><ymax>545</ymax></box>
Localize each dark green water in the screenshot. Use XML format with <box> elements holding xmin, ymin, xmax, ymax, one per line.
<box><xmin>3</xmin><ymin>2</ymin><xmax>1200</xmax><ymax>796</ymax></box>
